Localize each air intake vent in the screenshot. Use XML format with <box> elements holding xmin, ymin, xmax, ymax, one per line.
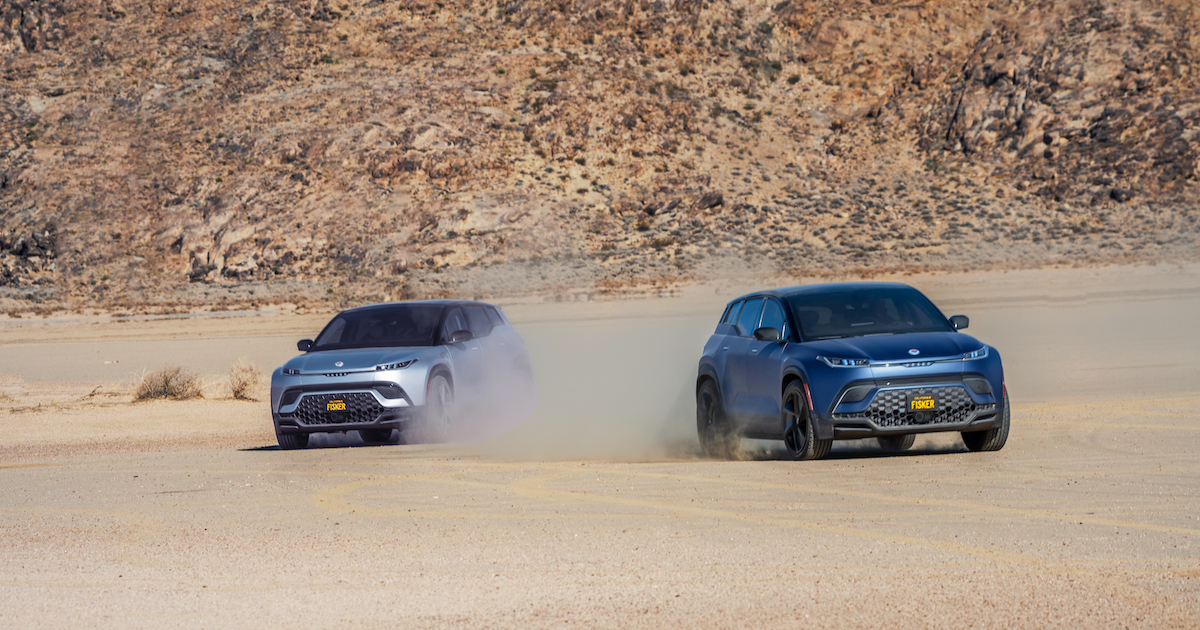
<box><xmin>834</xmin><ymin>385</ymin><xmax>994</xmax><ymax>428</ymax></box>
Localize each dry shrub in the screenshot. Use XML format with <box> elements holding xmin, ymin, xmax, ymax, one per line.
<box><xmin>228</xmin><ymin>358</ymin><xmax>261</xmax><ymax>401</ymax></box>
<box><xmin>135</xmin><ymin>365</ymin><xmax>202</xmax><ymax>401</ymax></box>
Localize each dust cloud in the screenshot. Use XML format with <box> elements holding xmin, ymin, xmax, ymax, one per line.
<box><xmin>433</xmin><ymin>343</ymin><xmax>538</xmax><ymax>445</ymax></box>
<box><xmin>473</xmin><ymin>308</ymin><xmax>719</xmax><ymax>461</ymax></box>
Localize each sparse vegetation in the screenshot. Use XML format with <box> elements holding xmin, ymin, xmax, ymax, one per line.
<box><xmin>228</xmin><ymin>359</ymin><xmax>261</xmax><ymax>400</ymax></box>
<box><xmin>135</xmin><ymin>366</ymin><xmax>202</xmax><ymax>401</ymax></box>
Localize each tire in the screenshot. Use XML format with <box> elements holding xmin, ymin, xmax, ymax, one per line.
<box><xmin>962</xmin><ymin>388</ymin><xmax>1010</xmax><ymax>452</ymax></box>
<box><xmin>782</xmin><ymin>381</ymin><xmax>832</xmax><ymax>461</ymax></box>
<box><xmin>696</xmin><ymin>379</ymin><xmax>736</xmax><ymax>459</ymax></box>
<box><xmin>277</xmin><ymin>432</ymin><xmax>309</xmax><ymax>450</ymax></box>
<box><xmin>420</xmin><ymin>373</ymin><xmax>454</xmax><ymax>443</ymax></box>
<box><xmin>359</xmin><ymin>429</ymin><xmax>393</xmax><ymax>444</ymax></box>
<box><xmin>878</xmin><ymin>434</ymin><xmax>916</xmax><ymax>452</ymax></box>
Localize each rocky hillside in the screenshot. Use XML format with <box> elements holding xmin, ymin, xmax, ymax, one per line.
<box><xmin>1</xmin><ymin>0</ymin><xmax>1198</xmax><ymax>313</ymax></box>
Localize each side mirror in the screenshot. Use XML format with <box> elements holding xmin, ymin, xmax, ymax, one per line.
<box><xmin>448</xmin><ymin>329</ymin><xmax>474</xmax><ymax>343</ymax></box>
<box><xmin>297</xmin><ymin>339</ymin><xmax>313</xmax><ymax>352</ymax></box>
<box><xmin>949</xmin><ymin>315</ymin><xmax>969</xmax><ymax>331</ymax></box>
<box><xmin>753</xmin><ymin>327</ymin><xmax>782</xmax><ymax>342</ymax></box>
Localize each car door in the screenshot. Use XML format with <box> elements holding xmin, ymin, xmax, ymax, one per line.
<box><xmin>441</xmin><ymin>306</ymin><xmax>484</xmax><ymax>390</ymax></box>
<box><xmin>709</xmin><ymin>300</ymin><xmax>743</xmax><ymax>391</ymax></box>
<box><xmin>742</xmin><ymin>297</ymin><xmax>790</xmax><ymax>427</ymax></box>
<box><xmin>722</xmin><ymin>297</ymin><xmax>769</xmax><ymax>418</ymax></box>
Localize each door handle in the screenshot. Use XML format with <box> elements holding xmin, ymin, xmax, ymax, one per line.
<box><xmin>722</xmin><ymin>347</ymin><xmax>728</xmax><ymax>351</ymax></box>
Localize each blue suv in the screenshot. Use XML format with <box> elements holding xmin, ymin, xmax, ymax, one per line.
<box><xmin>696</xmin><ymin>282</ymin><xmax>1008</xmax><ymax>460</ymax></box>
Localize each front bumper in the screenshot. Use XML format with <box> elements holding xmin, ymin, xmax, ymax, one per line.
<box><xmin>272</xmin><ymin>384</ymin><xmax>422</xmax><ymax>435</ymax></box>
<box><xmin>815</xmin><ymin>378</ymin><xmax>1001</xmax><ymax>440</ymax></box>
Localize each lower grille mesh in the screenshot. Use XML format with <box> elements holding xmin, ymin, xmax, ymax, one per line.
<box><xmin>282</xmin><ymin>392</ymin><xmax>383</xmax><ymax>426</ymax></box>
<box><xmin>834</xmin><ymin>385</ymin><xmax>994</xmax><ymax>428</ymax></box>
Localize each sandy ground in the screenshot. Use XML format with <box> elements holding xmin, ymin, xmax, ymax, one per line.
<box><xmin>2</xmin><ymin>264</ymin><xmax>1200</xmax><ymax>628</ymax></box>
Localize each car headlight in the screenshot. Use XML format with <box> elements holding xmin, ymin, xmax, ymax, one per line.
<box><xmin>962</xmin><ymin>347</ymin><xmax>989</xmax><ymax>360</ymax></box>
<box><xmin>282</xmin><ymin>368</ymin><xmax>301</xmax><ymax>375</ymax></box>
<box><xmin>818</xmin><ymin>356</ymin><xmax>869</xmax><ymax>367</ymax></box>
<box><xmin>375</xmin><ymin>359</ymin><xmax>417</xmax><ymax>371</ymax></box>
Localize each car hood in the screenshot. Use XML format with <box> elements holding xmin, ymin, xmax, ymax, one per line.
<box><xmin>803</xmin><ymin>332</ymin><xmax>984</xmax><ymax>362</ymax></box>
<box><xmin>283</xmin><ymin>347</ymin><xmax>427</xmax><ymax>374</ymax></box>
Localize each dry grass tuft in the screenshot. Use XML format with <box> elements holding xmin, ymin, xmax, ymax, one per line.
<box><xmin>228</xmin><ymin>358</ymin><xmax>261</xmax><ymax>401</ymax></box>
<box><xmin>134</xmin><ymin>366</ymin><xmax>203</xmax><ymax>401</ymax></box>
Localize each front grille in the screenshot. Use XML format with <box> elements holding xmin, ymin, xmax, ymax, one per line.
<box><xmin>834</xmin><ymin>385</ymin><xmax>994</xmax><ymax>428</ymax></box>
<box><xmin>284</xmin><ymin>392</ymin><xmax>384</xmax><ymax>426</ymax></box>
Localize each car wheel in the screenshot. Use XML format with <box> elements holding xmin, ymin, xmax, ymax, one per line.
<box><xmin>696</xmin><ymin>379</ymin><xmax>735</xmax><ymax>458</ymax></box>
<box><xmin>277</xmin><ymin>432</ymin><xmax>309</xmax><ymax>450</ymax></box>
<box><xmin>878</xmin><ymin>434</ymin><xmax>916</xmax><ymax>451</ymax></box>
<box><xmin>359</xmin><ymin>429</ymin><xmax>393</xmax><ymax>444</ymax></box>
<box><xmin>962</xmin><ymin>389</ymin><xmax>1010</xmax><ymax>452</ymax></box>
<box><xmin>421</xmin><ymin>373</ymin><xmax>454</xmax><ymax>443</ymax></box>
<box><xmin>782</xmin><ymin>381</ymin><xmax>831</xmax><ymax>461</ymax></box>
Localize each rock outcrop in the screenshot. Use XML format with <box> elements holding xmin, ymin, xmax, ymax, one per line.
<box><xmin>0</xmin><ymin>0</ymin><xmax>1197</xmax><ymax>311</ymax></box>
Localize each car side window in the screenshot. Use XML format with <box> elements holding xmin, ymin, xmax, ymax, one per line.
<box><xmin>485</xmin><ymin>306</ymin><xmax>505</xmax><ymax>327</ymax></box>
<box><xmin>722</xmin><ymin>301</ymin><xmax>743</xmax><ymax>326</ymax></box>
<box><xmin>464</xmin><ymin>305</ymin><xmax>493</xmax><ymax>338</ymax></box>
<box><xmin>760</xmin><ymin>298</ymin><xmax>788</xmax><ymax>339</ymax></box>
<box><xmin>735</xmin><ymin>298</ymin><xmax>765</xmax><ymax>337</ymax></box>
<box><xmin>441</xmin><ymin>307</ymin><xmax>469</xmax><ymax>342</ymax></box>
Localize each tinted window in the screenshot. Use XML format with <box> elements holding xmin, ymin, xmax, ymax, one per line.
<box><xmin>485</xmin><ymin>306</ymin><xmax>505</xmax><ymax>327</ymax></box>
<box><xmin>735</xmin><ymin>298</ymin><xmax>765</xmax><ymax>337</ymax></box>
<box><xmin>311</xmin><ymin>304</ymin><xmax>442</xmax><ymax>350</ymax></box>
<box><xmin>464</xmin><ymin>305</ymin><xmax>493</xmax><ymax>337</ymax></box>
<box><xmin>722</xmin><ymin>301</ymin><xmax>743</xmax><ymax>326</ymax></box>
<box><xmin>316</xmin><ymin>318</ymin><xmax>347</xmax><ymax>346</ymax></box>
<box><xmin>442</xmin><ymin>307</ymin><xmax>469</xmax><ymax>342</ymax></box>
<box><xmin>760</xmin><ymin>298</ymin><xmax>788</xmax><ymax>338</ymax></box>
<box><xmin>787</xmin><ymin>287</ymin><xmax>951</xmax><ymax>340</ymax></box>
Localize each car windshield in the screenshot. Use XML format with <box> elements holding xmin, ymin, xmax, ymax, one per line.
<box><xmin>787</xmin><ymin>287</ymin><xmax>952</xmax><ymax>340</ymax></box>
<box><xmin>311</xmin><ymin>304</ymin><xmax>443</xmax><ymax>350</ymax></box>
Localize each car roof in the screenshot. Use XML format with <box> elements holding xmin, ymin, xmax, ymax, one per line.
<box><xmin>726</xmin><ymin>282</ymin><xmax>919</xmax><ymax>305</ymax></box>
<box><xmin>337</xmin><ymin>299</ymin><xmax>496</xmax><ymax>314</ymax></box>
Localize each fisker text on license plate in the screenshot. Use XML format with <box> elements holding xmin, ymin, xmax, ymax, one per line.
<box><xmin>908</xmin><ymin>394</ymin><xmax>936</xmax><ymax>411</ymax></box>
<box><xmin>327</xmin><ymin>400</ymin><xmax>346</xmax><ymax>412</ymax></box>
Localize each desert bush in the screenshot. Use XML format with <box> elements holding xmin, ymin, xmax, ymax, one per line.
<box><xmin>228</xmin><ymin>358</ymin><xmax>261</xmax><ymax>401</ymax></box>
<box><xmin>135</xmin><ymin>366</ymin><xmax>202</xmax><ymax>401</ymax></box>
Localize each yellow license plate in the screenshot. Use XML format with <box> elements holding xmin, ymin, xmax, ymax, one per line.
<box><xmin>326</xmin><ymin>400</ymin><xmax>346</xmax><ymax>412</ymax></box>
<box><xmin>909</xmin><ymin>395</ymin><xmax>935</xmax><ymax>411</ymax></box>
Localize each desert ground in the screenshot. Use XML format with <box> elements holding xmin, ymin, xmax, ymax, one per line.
<box><xmin>2</xmin><ymin>263</ymin><xmax>1200</xmax><ymax>628</ymax></box>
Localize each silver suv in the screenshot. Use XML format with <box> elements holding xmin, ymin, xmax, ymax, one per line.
<box><xmin>271</xmin><ymin>300</ymin><xmax>535</xmax><ymax>449</ymax></box>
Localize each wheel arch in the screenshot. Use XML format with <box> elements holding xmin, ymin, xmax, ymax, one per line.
<box><xmin>428</xmin><ymin>363</ymin><xmax>454</xmax><ymax>393</ymax></box>
<box><xmin>781</xmin><ymin>366</ymin><xmax>831</xmax><ymax>440</ymax></box>
<box><xmin>781</xmin><ymin>367</ymin><xmax>809</xmax><ymax>406</ymax></box>
<box><xmin>696</xmin><ymin>364</ymin><xmax>720</xmax><ymax>395</ymax></box>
